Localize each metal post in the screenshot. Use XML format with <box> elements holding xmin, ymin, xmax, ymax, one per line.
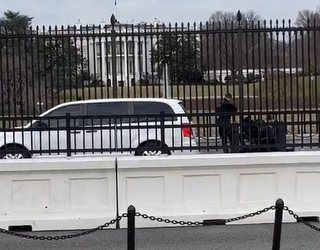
<box><xmin>237</xmin><ymin>10</ymin><xmax>244</xmax><ymax>115</ymax></box>
<box><xmin>164</xmin><ymin>62</ymin><xmax>170</xmax><ymax>98</ymax></box>
<box><xmin>230</xmin><ymin>122</ymin><xmax>240</xmax><ymax>153</ymax></box>
<box><xmin>110</xmin><ymin>14</ymin><xmax>118</xmax><ymax>98</ymax></box>
<box><xmin>272</xmin><ymin>198</ymin><xmax>284</xmax><ymax>250</ymax></box>
<box><xmin>273</xmin><ymin>120</ymin><xmax>286</xmax><ymax>151</ymax></box>
<box><xmin>115</xmin><ymin>158</ymin><xmax>120</xmax><ymax>229</ymax></box>
<box><xmin>163</xmin><ymin>55</ymin><xmax>171</xmax><ymax>98</ymax></box>
<box><xmin>66</xmin><ymin>112</ymin><xmax>71</xmax><ymax>157</ymax></box>
<box><xmin>236</xmin><ymin>10</ymin><xmax>244</xmax><ymax>150</ymax></box>
<box><xmin>160</xmin><ymin>111</ymin><xmax>166</xmax><ymax>152</ymax></box>
<box><xmin>127</xmin><ymin>205</ymin><xmax>136</xmax><ymax>250</ymax></box>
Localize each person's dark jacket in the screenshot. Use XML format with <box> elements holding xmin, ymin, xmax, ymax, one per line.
<box><xmin>215</xmin><ymin>98</ymin><xmax>238</xmax><ymax>124</ymax></box>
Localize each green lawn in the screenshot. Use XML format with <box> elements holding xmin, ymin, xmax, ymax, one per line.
<box><xmin>58</xmin><ymin>76</ymin><xmax>320</xmax><ymax>102</ymax></box>
<box><xmin>60</xmin><ymin>84</ymin><xmax>256</xmax><ymax>100</ymax></box>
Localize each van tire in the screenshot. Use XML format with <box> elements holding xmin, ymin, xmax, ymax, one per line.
<box><xmin>0</xmin><ymin>144</ymin><xmax>32</xmax><ymax>159</ymax></box>
<box><xmin>135</xmin><ymin>140</ymin><xmax>170</xmax><ymax>156</ymax></box>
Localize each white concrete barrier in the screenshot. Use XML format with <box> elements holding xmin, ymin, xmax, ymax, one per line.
<box><xmin>2</xmin><ymin>151</ymin><xmax>320</xmax><ymax>231</ymax></box>
<box><xmin>0</xmin><ymin>157</ymin><xmax>117</xmax><ymax>231</ymax></box>
<box><xmin>117</xmin><ymin>151</ymin><xmax>320</xmax><ymax>228</ymax></box>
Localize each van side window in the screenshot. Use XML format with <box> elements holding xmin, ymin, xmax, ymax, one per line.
<box><xmin>41</xmin><ymin>104</ymin><xmax>83</xmax><ymax>128</ymax></box>
<box><xmin>86</xmin><ymin>102</ymin><xmax>129</xmax><ymax>125</ymax></box>
<box><xmin>132</xmin><ymin>102</ymin><xmax>176</xmax><ymax>122</ymax></box>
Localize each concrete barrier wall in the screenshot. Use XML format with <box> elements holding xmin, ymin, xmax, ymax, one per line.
<box><xmin>2</xmin><ymin>152</ymin><xmax>320</xmax><ymax>231</ymax></box>
<box><xmin>117</xmin><ymin>152</ymin><xmax>320</xmax><ymax>228</ymax></box>
<box><xmin>0</xmin><ymin>157</ymin><xmax>117</xmax><ymax>231</ymax></box>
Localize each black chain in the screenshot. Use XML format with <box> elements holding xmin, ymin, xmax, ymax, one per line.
<box><xmin>136</xmin><ymin>206</ymin><xmax>277</xmax><ymax>226</ymax></box>
<box><xmin>135</xmin><ymin>212</ymin><xmax>202</xmax><ymax>226</ymax></box>
<box><xmin>0</xmin><ymin>213</ymin><xmax>127</xmax><ymax>240</ymax></box>
<box><xmin>7</xmin><ymin>205</ymin><xmax>319</xmax><ymax>240</ymax></box>
<box><xmin>226</xmin><ymin>205</ymin><xmax>276</xmax><ymax>223</ymax></box>
<box><xmin>284</xmin><ymin>206</ymin><xmax>320</xmax><ymax>232</ymax></box>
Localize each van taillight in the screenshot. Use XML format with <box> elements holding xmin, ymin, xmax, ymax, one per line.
<box><xmin>182</xmin><ymin>124</ymin><xmax>193</xmax><ymax>137</ymax></box>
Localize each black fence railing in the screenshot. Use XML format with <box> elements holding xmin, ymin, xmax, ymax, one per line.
<box><xmin>1</xmin><ymin>14</ymin><xmax>320</xmax><ymax>117</ymax></box>
<box><xmin>1</xmin><ymin>198</ymin><xmax>320</xmax><ymax>250</ymax></box>
<box><xmin>0</xmin><ymin>111</ymin><xmax>318</xmax><ymax>158</ymax></box>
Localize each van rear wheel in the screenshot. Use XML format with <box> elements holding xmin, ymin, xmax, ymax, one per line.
<box><xmin>135</xmin><ymin>141</ymin><xmax>170</xmax><ymax>156</ymax></box>
<box><xmin>0</xmin><ymin>145</ymin><xmax>31</xmax><ymax>159</ymax></box>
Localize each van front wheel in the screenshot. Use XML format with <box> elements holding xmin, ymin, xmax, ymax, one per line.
<box><xmin>135</xmin><ymin>141</ymin><xmax>170</xmax><ymax>156</ymax></box>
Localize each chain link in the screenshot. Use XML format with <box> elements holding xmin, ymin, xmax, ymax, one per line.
<box><xmin>284</xmin><ymin>206</ymin><xmax>320</xmax><ymax>232</ymax></box>
<box><xmin>135</xmin><ymin>212</ymin><xmax>202</xmax><ymax>226</ymax></box>
<box><xmin>226</xmin><ymin>205</ymin><xmax>276</xmax><ymax>223</ymax></box>
<box><xmin>6</xmin><ymin>205</ymin><xmax>320</xmax><ymax>240</ymax></box>
<box><xmin>136</xmin><ymin>206</ymin><xmax>277</xmax><ymax>226</ymax></box>
<box><xmin>0</xmin><ymin>213</ymin><xmax>127</xmax><ymax>240</ymax></box>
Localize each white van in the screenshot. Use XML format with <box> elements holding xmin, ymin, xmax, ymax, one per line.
<box><xmin>0</xmin><ymin>98</ymin><xmax>198</xmax><ymax>159</ymax></box>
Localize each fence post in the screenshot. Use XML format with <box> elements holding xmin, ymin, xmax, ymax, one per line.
<box><xmin>275</xmin><ymin>121</ymin><xmax>286</xmax><ymax>151</ymax></box>
<box><xmin>231</xmin><ymin>122</ymin><xmax>240</xmax><ymax>153</ymax></box>
<box><xmin>127</xmin><ymin>205</ymin><xmax>136</xmax><ymax>250</ymax></box>
<box><xmin>272</xmin><ymin>198</ymin><xmax>284</xmax><ymax>250</ymax></box>
<box><xmin>160</xmin><ymin>111</ymin><xmax>166</xmax><ymax>152</ymax></box>
<box><xmin>236</xmin><ymin>10</ymin><xmax>244</xmax><ymax>118</ymax></box>
<box><xmin>110</xmin><ymin>14</ymin><xmax>118</xmax><ymax>98</ymax></box>
<box><xmin>236</xmin><ymin>10</ymin><xmax>245</xmax><ymax>149</ymax></box>
<box><xmin>66</xmin><ymin>112</ymin><xmax>71</xmax><ymax>157</ymax></box>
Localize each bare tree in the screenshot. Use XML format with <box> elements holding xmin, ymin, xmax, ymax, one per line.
<box><xmin>202</xmin><ymin>10</ymin><xmax>263</xmax><ymax>78</ymax></box>
<box><xmin>295</xmin><ymin>9</ymin><xmax>320</xmax><ymax>27</ymax></box>
<box><xmin>293</xmin><ymin>7</ymin><xmax>320</xmax><ymax>73</ymax></box>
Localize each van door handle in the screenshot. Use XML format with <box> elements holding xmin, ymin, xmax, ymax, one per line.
<box><xmin>86</xmin><ymin>130</ymin><xmax>97</xmax><ymax>133</ymax></box>
<box><xmin>70</xmin><ymin>130</ymin><xmax>81</xmax><ymax>134</ymax></box>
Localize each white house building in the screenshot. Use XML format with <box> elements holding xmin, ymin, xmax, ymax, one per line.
<box><xmin>53</xmin><ymin>18</ymin><xmax>195</xmax><ymax>86</ymax></box>
<box><xmin>71</xmin><ymin>18</ymin><xmax>168</xmax><ymax>86</ymax></box>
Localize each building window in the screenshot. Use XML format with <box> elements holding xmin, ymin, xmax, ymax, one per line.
<box><xmin>116</xmin><ymin>58</ymin><xmax>123</xmax><ymax>74</ymax></box>
<box><xmin>95</xmin><ymin>42</ymin><xmax>101</xmax><ymax>56</ymax></box>
<box><xmin>128</xmin><ymin>57</ymin><xmax>134</xmax><ymax>74</ymax></box>
<box><xmin>107</xmin><ymin>42</ymin><xmax>111</xmax><ymax>55</ymax></box>
<box><xmin>107</xmin><ymin>58</ymin><xmax>111</xmax><ymax>74</ymax></box>
<box><xmin>82</xmin><ymin>46</ymin><xmax>88</xmax><ymax>57</ymax></box>
<box><xmin>128</xmin><ymin>41</ymin><xmax>134</xmax><ymax>54</ymax></box>
<box><xmin>116</xmin><ymin>41</ymin><xmax>124</xmax><ymax>55</ymax></box>
<box><xmin>96</xmin><ymin>58</ymin><xmax>101</xmax><ymax>75</ymax></box>
<box><xmin>138</xmin><ymin>56</ymin><xmax>143</xmax><ymax>72</ymax></box>
<box><xmin>138</xmin><ymin>41</ymin><xmax>143</xmax><ymax>55</ymax></box>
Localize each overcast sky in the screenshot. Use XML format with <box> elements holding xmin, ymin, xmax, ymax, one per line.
<box><xmin>1</xmin><ymin>0</ymin><xmax>319</xmax><ymax>27</ymax></box>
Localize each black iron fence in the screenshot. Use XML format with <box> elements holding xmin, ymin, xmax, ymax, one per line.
<box><xmin>1</xmin><ymin>198</ymin><xmax>320</xmax><ymax>250</ymax></box>
<box><xmin>0</xmin><ymin>111</ymin><xmax>318</xmax><ymax>158</ymax></box>
<box><xmin>1</xmin><ymin>13</ymin><xmax>320</xmax><ymax>117</ymax></box>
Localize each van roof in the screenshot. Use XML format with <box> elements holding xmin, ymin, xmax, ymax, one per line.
<box><xmin>57</xmin><ymin>98</ymin><xmax>182</xmax><ymax>107</ymax></box>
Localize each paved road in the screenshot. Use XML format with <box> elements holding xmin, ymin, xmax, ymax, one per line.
<box><xmin>1</xmin><ymin>223</ymin><xmax>320</xmax><ymax>250</ymax></box>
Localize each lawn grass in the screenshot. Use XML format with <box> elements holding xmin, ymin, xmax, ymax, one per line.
<box><xmin>259</xmin><ymin>76</ymin><xmax>320</xmax><ymax>101</ymax></box>
<box><xmin>60</xmin><ymin>83</ymin><xmax>257</xmax><ymax>101</ymax></box>
<box><xmin>58</xmin><ymin>76</ymin><xmax>320</xmax><ymax>102</ymax></box>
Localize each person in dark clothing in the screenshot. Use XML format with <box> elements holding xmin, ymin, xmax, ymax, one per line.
<box><xmin>240</xmin><ymin>115</ymin><xmax>278</xmax><ymax>152</ymax></box>
<box><xmin>259</xmin><ymin>115</ymin><xmax>278</xmax><ymax>151</ymax></box>
<box><xmin>215</xmin><ymin>93</ymin><xmax>238</xmax><ymax>153</ymax></box>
